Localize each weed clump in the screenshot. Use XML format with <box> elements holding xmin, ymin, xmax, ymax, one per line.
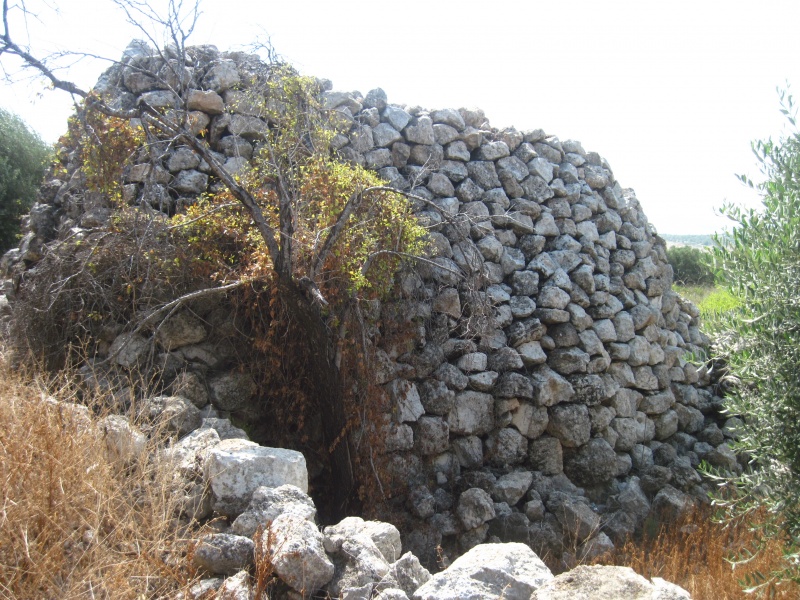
<box><xmin>592</xmin><ymin>504</ymin><xmax>800</xmax><ymax>599</ymax></box>
<box><xmin>0</xmin><ymin>357</ymin><xmax>201</xmax><ymax>598</ymax></box>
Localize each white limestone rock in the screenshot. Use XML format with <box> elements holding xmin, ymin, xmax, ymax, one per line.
<box><xmin>413</xmin><ymin>542</ymin><xmax>553</xmax><ymax>600</ymax></box>
<box><xmin>267</xmin><ymin>513</ymin><xmax>335</xmax><ymax>596</ymax></box>
<box><xmin>323</xmin><ymin>517</ymin><xmax>402</xmax><ymax>563</ymax></box>
<box><xmin>97</xmin><ymin>414</ymin><xmax>147</xmax><ymax>464</ymax></box>
<box><xmin>531</xmin><ymin>565</ymin><xmax>690</xmax><ymax>599</ymax></box>
<box><xmin>231</xmin><ymin>484</ymin><xmax>316</xmax><ymax>538</ymax></box>
<box><xmin>203</xmin><ymin>439</ymin><xmax>308</xmax><ymax>516</ymax></box>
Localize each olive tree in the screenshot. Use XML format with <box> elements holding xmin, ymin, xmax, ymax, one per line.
<box><xmin>710</xmin><ymin>88</ymin><xmax>800</xmax><ymax>587</ymax></box>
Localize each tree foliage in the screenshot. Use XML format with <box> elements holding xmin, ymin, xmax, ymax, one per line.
<box><xmin>0</xmin><ymin>108</ymin><xmax>50</xmax><ymax>253</ymax></box>
<box><xmin>666</xmin><ymin>245</ymin><xmax>715</xmax><ymax>286</ymax></box>
<box><xmin>709</xmin><ymin>88</ymin><xmax>800</xmax><ymax>586</ymax></box>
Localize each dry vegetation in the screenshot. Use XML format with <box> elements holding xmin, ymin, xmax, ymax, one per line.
<box><xmin>594</xmin><ymin>505</ymin><xmax>800</xmax><ymax>599</ymax></box>
<box><xmin>0</xmin><ymin>353</ymin><xmax>201</xmax><ymax>599</ymax></box>
<box><xmin>2</xmin><ymin>350</ymin><xmax>799</xmax><ymax>599</ymax></box>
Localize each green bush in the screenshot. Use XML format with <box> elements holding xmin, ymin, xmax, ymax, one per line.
<box><xmin>0</xmin><ymin>109</ymin><xmax>50</xmax><ymax>253</ymax></box>
<box><xmin>709</xmin><ymin>89</ymin><xmax>800</xmax><ymax>586</ymax></box>
<box><xmin>666</xmin><ymin>245</ymin><xmax>715</xmax><ymax>286</ymax></box>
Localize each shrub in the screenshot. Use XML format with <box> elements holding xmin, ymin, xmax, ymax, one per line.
<box><xmin>708</xmin><ymin>88</ymin><xmax>800</xmax><ymax>586</ymax></box>
<box><xmin>666</xmin><ymin>245</ymin><xmax>715</xmax><ymax>286</ymax></box>
<box><xmin>0</xmin><ymin>108</ymin><xmax>51</xmax><ymax>253</ymax></box>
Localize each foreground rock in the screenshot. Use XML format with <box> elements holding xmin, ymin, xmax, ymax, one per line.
<box><xmin>203</xmin><ymin>439</ymin><xmax>308</xmax><ymax>516</ymax></box>
<box><xmin>266</xmin><ymin>513</ymin><xmax>335</xmax><ymax>596</ymax></box>
<box><xmin>413</xmin><ymin>543</ymin><xmax>553</xmax><ymax>600</ymax></box>
<box><xmin>532</xmin><ymin>565</ymin><xmax>690</xmax><ymax>599</ymax></box>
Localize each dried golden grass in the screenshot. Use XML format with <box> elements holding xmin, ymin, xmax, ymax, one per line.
<box><xmin>595</xmin><ymin>504</ymin><xmax>800</xmax><ymax>599</ymax></box>
<box><xmin>0</xmin><ymin>356</ymin><xmax>200</xmax><ymax>599</ymax></box>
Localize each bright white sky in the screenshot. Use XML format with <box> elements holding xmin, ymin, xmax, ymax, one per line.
<box><xmin>3</xmin><ymin>0</ymin><xmax>800</xmax><ymax>235</ymax></box>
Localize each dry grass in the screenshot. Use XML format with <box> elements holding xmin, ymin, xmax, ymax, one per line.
<box><xmin>595</xmin><ymin>505</ymin><xmax>800</xmax><ymax>599</ymax></box>
<box><xmin>0</xmin><ymin>355</ymin><xmax>201</xmax><ymax>599</ymax></box>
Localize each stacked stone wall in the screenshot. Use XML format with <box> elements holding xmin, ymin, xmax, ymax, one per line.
<box><xmin>0</xmin><ymin>41</ymin><xmax>741</xmax><ymax>567</ymax></box>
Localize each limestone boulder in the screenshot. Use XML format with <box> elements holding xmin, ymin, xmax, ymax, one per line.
<box><xmin>381</xmin><ymin>552</ymin><xmax>432</xmax><ymax>597</ymax></box>
<box><xmin>208</xmin><ymin>372</ymin><xmax>257</xmax><ymax>412</ymax></box>
<box><xmin>267</xmin><ymin>513</ymin><xmax>335</xmax><ymax>596</ymax></box>
<box><xmin>142</xmin><ymin>395</ymin><xmax>202</xmax><ymax>436</ymax></box>
<box><xmin>193</xmin><ymin>533</ymin><xmax>254</xmax><ymax>575</ymax></box>
<box><xmin>97</xmin><ymin>414</ymin><xmax>147</xmax><ymax>464</ymax></box>
<box><xmin>231</xmin><ymin>484</ymin><xmax>316</xmax><ymax>538</ymax></box>
<box><xmin>323</xmin><ymin>517</ymin><xmax>403</xmax><ymax>563</ymax></box>
<box><xmin>531</xmin><ymin>565</ymin><xmax>690</xmax><ymax>599</ymax></box>
<box><xmin>456</xmin><ymin>488</ymin><xmax>496</xmax><ymax>530</ymax></box>
<box><xmin>413</xmin><ymin>543</ymin><xmax>553</xmax><ymax>600</ymax></box>
<box><xmin>325</xmin><ymin>533</ymin><xmax>391</xmax><ymax>597</ymax></box>
<box><xmin>156</xmin><ymin>311</ymin><xmax>207</xmax><ymax>350</ymax></box>
<box><xmin>203</xmin><ymin>439</ymin><xmax>308</xmax><ymax>516</ymax></box>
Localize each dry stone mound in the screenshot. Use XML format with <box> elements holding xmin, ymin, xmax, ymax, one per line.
<box><xmin>0</xmin><ymin>40</ymin><xmax>739</xmax><ymax>569</ymax></box>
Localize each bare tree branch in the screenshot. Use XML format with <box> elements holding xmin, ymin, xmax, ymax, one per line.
<box><xmin>102</xmin><ymin>278</ymin><xmax>252</xmax><ymax>366</ymax></box>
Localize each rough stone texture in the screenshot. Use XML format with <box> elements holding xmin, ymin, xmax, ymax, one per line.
<box><xmin>200</xmin><ymin>417</ymin><xmax>249</xmax><ymax>441</ymax></box>
<box><xmin>456</xmin><ymin>488</ymin><xmax>496</xmax><ymax>531</ymax></box>
<box><xmin>204</xmin><ymin>439</ymin><xmax>308</xmax><ymax>516</ymax></box>
<box><xmin>208</xmin><ymin>372</ymin><xmax>257</xmax><ymax>412</ymax></box>
<box><xmin>531</xmin><ymin>565</ymin><xmax>690</xmax><ymax>599</ymax></box>
<box><xmin>326</xmin><ymin>534</ymin><xmax>391</xmax><ymax>597</ymax></box>
<box><xmin>109</xmin><ymin>332</ymin><xmax>149</xmax><ymax>368</ymax></box>
<box><xmin>1</xmin><ymin>43</ymin><xmax>737</xmax><ymax>566</ymax></box>
<box><xmin>546</xmin><ymin>492</ymin><xmax>601</xmax><ymax>543</ymax></box>
<box><xmin>231</xmin><ymin>484</ymin><xmax>316</xmax><ymax>537</ymax></box>
<box><xmin>447</xmin><ymin>391</ymin><xmax>494</xmax><ymax>435</ymax></box>
<box><xmin>388</xmin><ymin>380</ymin><xmax>425</xmax><ymax>423</ymax></box>
<box><xmin>97</xmin><ymin>415</ymin><xmax>147</xmax><ymax>464</ymax></box>
<box><xmin>382</xmin><ymin>552</ymin><xmax>432</xmax><ymax>597</ymax></box>
<box><xmin>171</xmin><ymin>371</ymin><xmax>209</xmax><ymax>408</ymax></box>
<box><xmin>493</xmin><ymin>470</ymin><xmax>534</xmax><ymax>506</ymax></box>
<box><xmin>156</xmin><ymin>311</ymin><xmax>207</xmax><ymax>350</ymax></box>
<box><xmin>546</xmin><ymin>404</ymin><xmax>591</xmax><ymax>448</ymax></box>
<box><xmin>564</xmin><ymin>438</ymin><xmax>618</xmax><ymax>486</ymax></box>
<box><xmin>267</xmin><ymin>513</ymin><xmax>335</xmax><ymax>596</ymax></box>
<box><xmin>193</xmin><ymin>533</ymin><xmax>254</xmax><ymax>575</ymax></box>
<box><xmin>142</xmin><ymin>395</ymin><xmax>202</xmax><ymax>436</ymax></box>
<box><xmin>323</xmin><ymin>517</ymin><xmax>403</xmax><ymax>563</ymax></box>
<box><xmin>214</xmin><ymin>571</ymin><xmax>252</xmax><ymax>600</ymax></box>
<box><xmin>413</xmin><ymin>543</ymin><xmax>553</xmax><ymax>600</ymax></box>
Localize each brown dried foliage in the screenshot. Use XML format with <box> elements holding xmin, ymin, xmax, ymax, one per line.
<box><xmin>9</xmin><ymin>209</ymin><xmax>212</xmax><ymax>370</ymax></box>
<box><xmin>591</xmin><ymin>504</ymin><xmax>800</xmax><ymax>599</ymax></box>
<box><xmin>0</xmin><ymin>356</ymin><xmax>201</xmax><ymax>598</ymax></box>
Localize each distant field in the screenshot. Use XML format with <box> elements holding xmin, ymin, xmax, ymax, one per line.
<box><xmin>661</xmin><ymin>234</ymin><xmax>714</xmax><ymax>247</ymax></box>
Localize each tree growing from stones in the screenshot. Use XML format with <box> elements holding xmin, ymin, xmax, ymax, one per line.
<box><xmin>0</xmin><ymin>0</ymin><xmax>428</xmax><ymax>518</ymax></box>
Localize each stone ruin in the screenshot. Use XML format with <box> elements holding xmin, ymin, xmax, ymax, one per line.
<box><xmin>0</xmin><ymin>40</ymin><xmax>740</xmax><ymax>576</ymax></box>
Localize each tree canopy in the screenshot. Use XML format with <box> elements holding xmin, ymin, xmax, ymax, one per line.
<box><xmin>710</xmin><ymin>88</ymin><xmax>800</xmax><ymax>588</ymax></box>
<box><xmin>0</xmin><ymin>108</ymin><xmax>50</xmax><ymax>253</ymax></box>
